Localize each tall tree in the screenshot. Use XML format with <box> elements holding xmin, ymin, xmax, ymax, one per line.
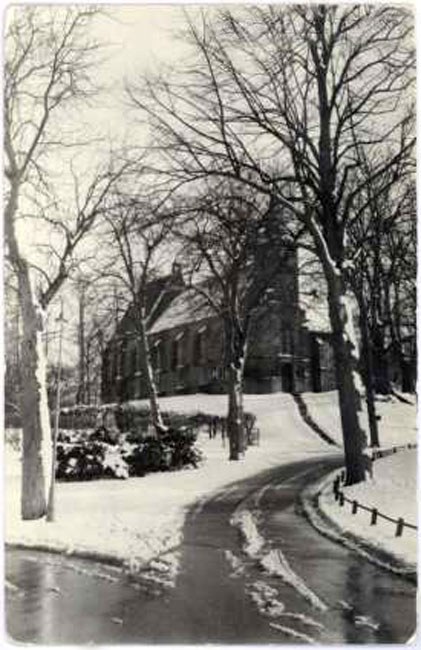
<box><xmin>100</xmin><ymin>195</ymin><xmax>176</xmax><ymax>435</ymax></box>
<box><xmin>176</xmin><ymin>178</ymin><xmax>297</xmax><ymax>459</ymax></box>
<box><xmin>4</xmin><ymin>6</ymin><xmax>128</xmax><ymax>519</ymax></box>
<box><xmin>346</xmin><ymin>149</ymin><xmax>415</xmax><ymax>445</ymax></box>
<box><xmin>128</xmin><ymin>4</ymin><xmax>415</xmax><ymax>484</ymax></box>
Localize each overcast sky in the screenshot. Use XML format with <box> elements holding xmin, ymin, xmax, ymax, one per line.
<box><xmin>80</xmin><ymin>6</ymin><xmax>193</xmax><ymax>145</ymax></box>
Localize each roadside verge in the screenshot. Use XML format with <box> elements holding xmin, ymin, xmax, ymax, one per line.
<box><xmin>300</xmin><ymin>467</ymin><xmax>417</xmax><ymax>585</ymax></box>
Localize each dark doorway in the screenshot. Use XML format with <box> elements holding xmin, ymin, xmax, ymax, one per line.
<box><xmin>281</xmin><ymin>363</ymin><xmax>294</xmax><ymax>392</ymax></box>
<box><xmin>310</xmin><ymin>336</ymin><xmax>322</xmax><ymax>393</ymax></box>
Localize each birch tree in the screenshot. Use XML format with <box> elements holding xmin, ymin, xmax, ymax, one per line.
<box><xmin>4</xmin><ymin>6</ymin><xmax>128</xmax><ymax>519</ymax></box>
<box><xmin>128</xmin><ymin>4</ymin><xmax>414</xmax><ymax>484</ymax></box>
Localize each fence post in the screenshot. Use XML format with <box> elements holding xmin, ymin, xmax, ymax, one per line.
<box><xmin>371</xmin><ymin>508</ymin><xmax>378</xmax><ymax>526</ymax></box>
<box><xmin>396</xmin><ymin>518</ymin><xmax>404</xmax><ymax>537</ymax></box>
<box><xmin>339</xmin><ymin>492</ymin><xmax>344</xmax><ymax>506</ymax></box>
<box><xmin>352</xmin><ymin>500</ymin><xmax>358</xmax><ymax>514</ymax></box>
<box><xmin>333</xmin><ymin>477</ymin><xmax>340</xmax><ymax>500</ymax></box>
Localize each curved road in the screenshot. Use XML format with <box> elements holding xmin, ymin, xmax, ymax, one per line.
<box><xmin>6</xmin><ymin>455</ymin><xmax>416</xmax><ymax>644</ymax></box>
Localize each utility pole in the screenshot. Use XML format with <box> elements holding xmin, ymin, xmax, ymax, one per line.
<box><xmin>77</xmin><ymin>279</ymin><xmax>86</xmax><ymax>404</ymax></box>
<box><xmin>46</xmin><ymin>298</ymin><xmax>65</xmax><ymax>523</ymax></box>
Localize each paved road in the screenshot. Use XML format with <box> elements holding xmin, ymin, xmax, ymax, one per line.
<box><xmin>6</xmin><ymin>455</ymin><xmax>416</xmax><ymax>644</ymax></box>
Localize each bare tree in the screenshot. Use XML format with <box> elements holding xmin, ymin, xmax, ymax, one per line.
<box><xmin>346</xmin><ymin>143</ymin><xmax>415</xmax><ymax>444</ymax></box>
<box><xmin>175</xmin><ymin>178</ymin><xmax>298</xmax><ymax>460</ymax></box>
<box><xmin>4</xmin><ymin>6</ymin><xmax>128</xmax><ymax>519</ymax></box>
<box><xmin>98</xmin><ymin>194</ymin><xmax>178</xmax><ymax>435</ymax></box>
<box><xmin>71</xmin><ymin>274</ymin><xmax>112</xmax><ymax>406</ymax></box>
<box><xmin>359</xmin><ymin>178</ymin><xmax>416</xmax><ymax>395</ymax></box>
<box><xmin>128</xmin><ymin>4</ymin><xmax>415</xmax><ymax>484</ymax></box>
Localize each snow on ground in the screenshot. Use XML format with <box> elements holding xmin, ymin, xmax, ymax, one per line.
<box><xmin>319</xmin><ymin>449</ymin><xmax>417</xmax><ymax>567</ymax></box>
<box><xmin>4</xmin><ymin>393</ymin><xmax>329</xmax><ymax>577</ymax></box>
<box><xmin>302</xmin><ymin>391</ymin><xmax>417</xmax><ymax>449</ymax></box>
<box><xmin>5</xmin><ymin>391</ymin><xmax>417</xmax><ymax>580</ymax></box>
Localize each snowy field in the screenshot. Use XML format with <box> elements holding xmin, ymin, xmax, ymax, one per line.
<box><xmin>319</xmin><ymin>449</ymin><xmax>417</xmax><ymax>567</ymax></box>
<box><xmin>302</xmin><ymin>391</ymin><xmax>417</xmax><ymax>449</ymax></box>
<box><xmin>4</xmin><ymin>391</ymin><xmax>417</xmax><ymax>577</ymax></box>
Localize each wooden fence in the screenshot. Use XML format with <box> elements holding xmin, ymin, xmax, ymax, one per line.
<box><xmin>330</xmin><ymin>443</ymin><xmax>417</xmax><ymax>538</ymax></box>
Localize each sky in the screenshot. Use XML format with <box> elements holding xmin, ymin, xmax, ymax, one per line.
<box><xmin>83</xmin><ymin>6</ymin><xmax>190</xmax><ymax>143</ymax></box>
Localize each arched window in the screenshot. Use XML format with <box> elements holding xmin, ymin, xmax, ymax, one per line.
<box><xmin>171</xmin><ymin>332</ymin><xmax>184</xmax><ymax>370</ymax></box>
<box><xmin>151</xmin><ymin>340</ymin><xmax>162</xmax><ymax>371</ymax></box>
<box><xmin>193</xmin><ymin>325</ymin><xmax>207</xmax><ymax>364</ymax></box>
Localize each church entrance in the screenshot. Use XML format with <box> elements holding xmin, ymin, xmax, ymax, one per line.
<box><xmin>281</xmin><ymin>363</ymin><xmax>294</xmax><ymax>393</ymax></box>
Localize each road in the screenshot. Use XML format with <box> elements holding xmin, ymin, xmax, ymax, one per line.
<box><xmin>6</xmin><ymin>455</ymin><xmax>416</xmax><ymax>644</ymax></box>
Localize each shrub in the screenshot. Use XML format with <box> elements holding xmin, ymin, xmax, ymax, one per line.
<box><xmin>55</xmin><ymin>424</ymin><xmax>202</xmax><ymax>481</ymax></box>
<box><xmin>103</xmin><ymin>445</ymin><xmax>130</xmax><ymax>479</ymax></box>
<box><xmin>162</xmin><ymin>428</ymin><xmax>202</xmax><ymax>470</ymax></box>
<box><xmin>123</xmin><ymin>437</ymin><xmax>166</xmax><ymax>475</ymax></box>
<box><xmin>123</xmin><ymin>427</ymin><xmax>203</xmax><ymax>476</ymax></box>
<box><xmin>56</xmin><ymin>440</ymin><xmax>109</xmax><ymax>481</ymax></box>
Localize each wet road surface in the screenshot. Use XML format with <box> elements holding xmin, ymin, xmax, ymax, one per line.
<box><xmin>6</xmin><ymin>455</ymin><xmax>416</xmax><ymax>644</ymax></box>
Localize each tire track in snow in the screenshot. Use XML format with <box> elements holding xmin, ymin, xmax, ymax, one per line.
<box><xmin>230</xmin><ymin>463</ymin><xmax>329</xmax><ymax>613</ymax></box>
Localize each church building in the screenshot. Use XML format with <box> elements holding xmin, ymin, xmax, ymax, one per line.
<box><xmin>101</xmin><ymin>255</ymin><xmax>336</xmax><ymax>403</ymax></box>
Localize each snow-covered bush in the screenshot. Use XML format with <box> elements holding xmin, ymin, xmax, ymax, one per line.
<box><xmin>57</xmin><ymin>429</ymin><xmax>91</xmax><ymax>444</ymax></box>
<box><xmin>56</xmin><ymin>440</ymin><xmax>110</xmax><ymax>481</ymax></box>
<box><xmin>103</xmin><ymin>445</ymin><xmax>130</xmax><ymax>479</ymax></box>
<box><xmin>123</xmin><ymin>427</ymin><xmax>203</xmax><ymax>476</ymax></box>
<box><xmin>163</xmin><ymin>428</ymin><xmax>203</xmax><ymax>470</ymax></box>
<box><xmin>55</xmin><ymin>425</ymin><xmax>202</xmax><ymax>481</ymax></box>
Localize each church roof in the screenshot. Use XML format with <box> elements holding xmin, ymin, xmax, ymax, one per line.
<box><xmin>149</xmin><ymin>288</ymin><xmax>214</xmax><ymax>334</ymax></box>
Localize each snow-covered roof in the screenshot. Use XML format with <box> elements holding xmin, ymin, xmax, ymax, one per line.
<box><xmin>148</xmin><ymin>288</ymin><xmax>215</xmax><ymax>334</ymax></box>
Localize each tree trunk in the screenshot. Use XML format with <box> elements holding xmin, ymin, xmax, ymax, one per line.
<box><xmin>224</xmin><ymin>317</ymin><xmax>247</xmax><ymax>461</ymax></box>
<box><xmin>371</xmin><ymin>327</ymin><xmax>390</xmax><ymax>394</ymax></box>
<box><xmin>327</xmin><ymin>275</ymin><xmax>369</xmax><ymax>485</ymax></box>
<box><xmin>76</xmin><ymin>285</ymin><xmax>86</xmax><ymax>404</ymax></box>
<box><xmin>227</xmin><ymin>362</ymin><xmax>246</xmax><ymax>460</ymax></box>
<box><xmin>5</xmin><ymin>180</ymin><xmax>52</xmax><ymax>519</ymax></box>
<box><xmin>137</xmin><ymin>310</ymin><xmax>167</xmax><ymax>436</ymax></box>
<box><xmin>19</xmin><ymin>280</ymin><xmax>53</xmax><ymax>519</ymax></box>
<box><xmin>358</xmin><ymin>298</ymin><xmax>380</xmax><ymax>448</ymax></box>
